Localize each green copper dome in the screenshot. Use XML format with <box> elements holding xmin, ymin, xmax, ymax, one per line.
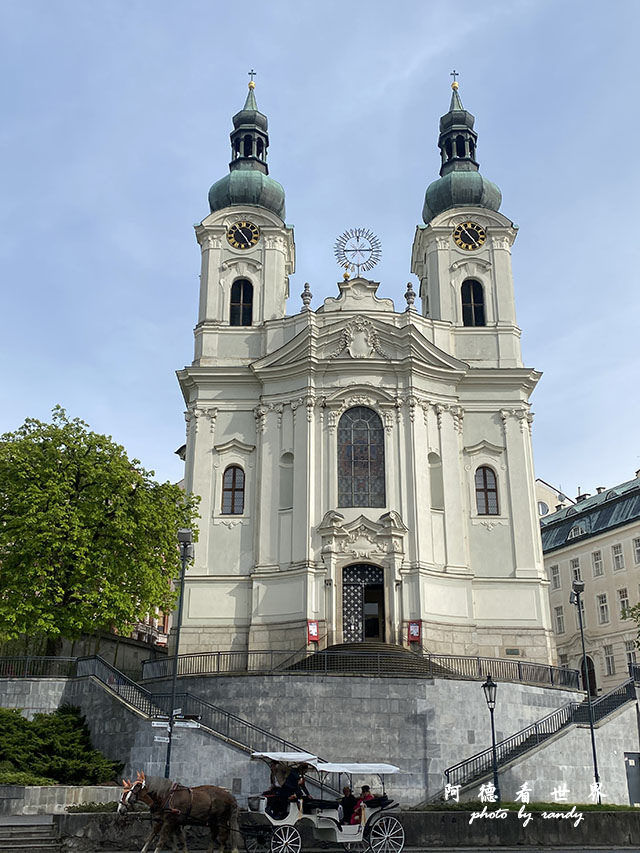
<box><xmin>208</xmin><ymin>170</ymin><xmax>286</xmax><ymax>219</ymax></box>
<box><xmin>422</xmin><ymin>83</ymin><xmax>501</xmax><ymax>224</ymax></box>
<box><xmin>423</xmin><ymin>171</ymin><xmax>501</xmax><ymax>224</ymax></box>
<box><xmin>208</xmin><ymin>82</ymin><xmax>286</xmax><ymax>220</ymax></box>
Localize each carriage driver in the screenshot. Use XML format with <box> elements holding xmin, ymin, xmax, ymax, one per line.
<box><xmin>269</xmin><ymin>763</ymin><xmax>310</xmax><ymax>819</ymax></box>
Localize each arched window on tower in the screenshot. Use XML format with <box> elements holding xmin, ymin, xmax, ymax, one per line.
<box><xmin>475</xmin><ymin>466</ymin><xmax>499</xmax><ymax>515</ymax></box>
<box><xmin>230</xmin><ymin>279</ymin><xmax>253</xmax><ymax>326</ymax></box>
<box><xmin>456</xmin><ymin>135</ymin><xmax>466</xmax><ymax>157</ymax></box>
<box><xmin>445</xmin><ymin>139</ymin><xmax>453</xmax><ymax>160</ymax></box>
<box><xmin>256</xmin><ymin>138</ymin><xmax>264</xmax><ymax>159</ymax></box>
<box><xmin>243</xmin><ymin>134</ymin><xmax>253</xmax><ymax>157</ymax></box>
<box><xmin>234</xmin><ymin>137</ymin><xmax>241</xmax><ymax>158</ymax></box>
<box><xmin>221</xmin><ymin>465</ymin><xmax>245</xmax><ymax>514</ymax></box>
<box><xmin>468</xmin><ymin>138</ymin><xmax>476</xmax><ymax>159</ymax></box>
<box><xmin>337</xmin><ymin>407</ymin><xmax>385</xmax><ymax>508</ymax></box>
<box><xmin>461</xmin><ymin>279</ymin><xmax>486</xmax><ymax>327</ymax></box>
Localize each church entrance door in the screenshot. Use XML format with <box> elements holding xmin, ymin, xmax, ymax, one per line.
<box><xmin>342</xmin><ymin>564</ymin><xmax>385</xmax><ymax>643</ymax></box>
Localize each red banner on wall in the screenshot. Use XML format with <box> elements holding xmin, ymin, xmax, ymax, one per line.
<box><xmin>307</xmin><ymin>620</ymin><xmax>319</xmax><ymax>643</ymax></box>
<box><xmin>408</xmin><ymin>621</ymin><xmax>421</xmax><ymax>643</ymax></box>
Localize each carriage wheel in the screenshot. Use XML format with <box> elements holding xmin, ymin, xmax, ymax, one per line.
<box><xmin>245</xmin><ymin>832</ymin><xmax>271</xmax><ymax>853</ymax></box>
<box><xmin>270</xmin><ymin>825</ymin><xmax>302</xmax><ymax>853</ymax></box>
<box><xmin>367</xmin><ymin>816</ymin><xmax>405</xmax><ymax>853</ymax></box>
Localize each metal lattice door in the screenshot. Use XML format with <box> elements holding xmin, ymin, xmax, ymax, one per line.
<box><xmin>342</xmin><ymin>564</ymin><xmax>384</xmax><ymax>643</ymax></box>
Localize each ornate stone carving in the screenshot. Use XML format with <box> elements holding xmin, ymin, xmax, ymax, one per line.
<box><xmin>384</xmin><ymin>412</ymin><xmax>394</xmax><ymax>434</ymax></box>
<box><xmin>328</xmin><ymin>317</ymin><xmax>390</xmax><ymax>360</ymax></box>
<box><xmin>254</xmin><ymin>403</ymin><xmax>270</xmax><ymax>434</ymax></box>
<box><xmin>318</xmin><ymin>511</ymin><xmax>408</xmax><ymax>559</ymax></box>
<box><xmin>451</xmin><ymin>405</ymin><xmax>464</xmax><ymax>434</ymax></box>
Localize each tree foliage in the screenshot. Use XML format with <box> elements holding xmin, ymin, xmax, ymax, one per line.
<box><xmin>0</xmin><ymin>407</ymin><xmax>198</xmax><ymax>648</ymax></box>
<box><xmin>0</xmin><ymin>705</ymin><xmax>122</xmax><ymax>784</ymax></box>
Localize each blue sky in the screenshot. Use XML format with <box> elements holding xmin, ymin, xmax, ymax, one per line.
<box><xmin>1</xmin><ymin>0</ymin><xmax>638</xmax><ymax>498</ymax></box>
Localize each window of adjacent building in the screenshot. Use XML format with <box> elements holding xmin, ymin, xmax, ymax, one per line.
<box><xmin>575</xmin><ymin>597</ymin><xmax>586</xmax><ymax>629</ymax></box>
<box><xmin>475</xmin><ymin>466</ymin><xmax>499</xmax><ymax>515</ymax></box>
<box><xmin>337</xmin><ymin>407</ymin><xmax>386</xmax><ymax>508</ymax></box>
<box><xmin>461</xmin><ymin>279</ymin><xmax>486</xmax><ymax>327</ymax></box>
<box><xmin>625</xmin><ymin>640</ymin><xmax>637</xmax><ymax>667</ymax></box>
<box><xmin>554</xmin><ymin>606</ymin><xmax>565</xmax><ymax>634</ymax></box>
<box><xmin>538</xmin><ymin>500</ymin><xmax>549</xmax><ymax>517</ymax></box>
<box><xmin>634</xmin><ymin>537</ymin><xmax>640</xmax><ymax>565</ymax></box>
<box><xmin>559</xmin><ymin>654</ymin><xmax>568</xmax><ymax>669</ymax></box>
<box><xmin>612</xmin><ymin>543</ymin><xmax>625</xmax><ymax>571</ymax></box>
<box><xmin>221</xmin><ymin>465</ymin><xmax>245</xmax><ymax>514</ymax></box>
<box><xmin>570</xmin><ymin>558</ymin><xmax>581</xmax><ymax>581</ymax></box>
<box><xmin>567</xmin><ymin>523</ymin><xmax>587</xmax><ymax>540</ymax></box>
<box><xmin>592</xmin><ymin>550</ymin><xmax>604</xmax><ymax>577</ymax></box>
<box><xmin>550</xmin><ymin>564</ymin><xmax>560</xmax><ymax>590</ymax></box>
<box><xmin>604</xmin><ymin>644</ymin><xmax>615</xmax><ymax>676</ymax></box>
<box><xmin>428</xmin><ymin>452</ymin><xmax>444</xmax><ymax>510</ymax></box>
<box><xmin>229</xmin><ymin>279</ymin><xmax>253</xmax><ymax>326</ymax></box>
<box><xmin>618</xmin><ymin>587</ymin><xmax>630</xmax><ymax>618</ymax></box>
<box><xmin>279</xmin><ymin>452</ymin><xmax>294</xmax><ymax>510</ymax></box>
<box><xmin>597</xmin><ymin>593</ymin><xmax>609</xmax><ymax>624</ymax></box>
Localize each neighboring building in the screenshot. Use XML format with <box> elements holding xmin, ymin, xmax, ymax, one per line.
<box><xmin>175</xmin><ymin>79</ymin><xmax>555</xmax><ymax>663</ymax></box>
<box><xmin>535</xmin><ymin>477</ymin><xmax>574</xmax><ymax>519</ymax></box>
<box><xmin>542</xmin><ymin>471</ymin><xmax>640</xmax><ymax>693</ymax></box>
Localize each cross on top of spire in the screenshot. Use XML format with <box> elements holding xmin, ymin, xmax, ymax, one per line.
<box><xmin>450</xmin><ymin>69</ymin><xmax>459</xmax><ymax>83</ymax></box>
<box><xmin>248</xmin><ymin>69</ymin><xmax>257</xmax><ymax>82</ymax></box>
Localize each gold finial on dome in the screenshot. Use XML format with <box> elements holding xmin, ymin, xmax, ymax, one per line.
<box><xmin>248</xmin><ymin>81</ymin><xmax>256</xmax><ymax>90</ymax></box>
<box><xmin>450</xmin><ymin>69</ymin><xmax>459</xmax><ymax>90</ymax></box>
<box><xmin>451</xmin><ymin>81</ymin><xmax>459</xmax><ymax>90</ymax></box>
<box><xmin>248</xmin><ymin>69</ymin><xmax>257</xmax><ymax>89</ymax></box>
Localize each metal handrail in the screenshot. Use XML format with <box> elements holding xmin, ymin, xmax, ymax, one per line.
<box><xmin>0</xmin><ymin>656</ymin><xmax>77</xmax><ymax>677</ymax></box>
<box><xmin>444</xmin><ymin>677</ymin><xmax>636</xmax><ymax>788</ymax></box>
<box><xmin>141</xmin><ymin>648</ymin><xmax>579</xmax><ymax>689</ymax></box>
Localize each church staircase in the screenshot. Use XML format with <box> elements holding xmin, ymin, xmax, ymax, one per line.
<box><xmin>284</xmin><ymin>641</ymin><xmax>457</xmax><ymax>677</ymax></box>
<box><xmin>0</xmin><ymin>818</ymin><xmax>60</xmax><ymax>853</ymax></box>
<box><xmin>433</xmin><ymin>676</ymin><xmax>637</xmax><ymax>800</ymax></box>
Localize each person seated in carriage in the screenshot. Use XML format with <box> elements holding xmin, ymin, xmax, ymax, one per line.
<box><xmin>349</xmin><ymin>785</ymin><xmax>375</xmax><ymax>824</ymax></box>
<box><xmin>268</xmin><ymin>763</ymin><xmax>310</xmax><ymax>819</ymax></box>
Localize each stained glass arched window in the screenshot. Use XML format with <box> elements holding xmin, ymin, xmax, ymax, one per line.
<box><xmin>337</xmin><ymin>407</ymin><xmax>385</xmax><ymax>507</ymax></box>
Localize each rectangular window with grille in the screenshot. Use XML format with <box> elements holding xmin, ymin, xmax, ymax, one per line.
<box><xmin>617</xmin><ymin>587</ymin><xmax>630</xmax><ymax>618</ymax></box>
<box><xmin>626</xmin><ymin>640</ymin><xmax>637</xmax><ymax>666</ymax></box>
<box><xmin>634</xmin><ymin>538</ymin><xmax>640</xmax><ymax>565</ymax></box>
<box><xmin>559</xmin><ymin>653</ymin><xmax>568</xmax><ymax>669</ymax></box>
<box><xmin>612</xmin><ymin>543</ymin><xmax>625</xmax><ymax>571</ymax></box>
<box><xmin>592</xmin><ymin>550</ymin><xmax>604</xmax><ymax>577</ymax></box>
<box><xmin>550</xmin><ymin>564</ymin><xmax>560</xmax><ymax>590</ymax></box>
<box><xmin>597</xmin><ymin>593</ymin><xmax>609</xmax><ymax>624</ymax></box>
<box><xmin>570</xmin><ymin>557</ymin><xmax>581</xmax><ymax>581</ymax></box>
<box><xmin>554</xmin><ymin>606</ymin><xmax>565</xmax><ymax>634</ymax></box>
<box><xmin>604</xmin><ymin>644</ymin><xmax>616</xmax><ymax>676</ymax></box>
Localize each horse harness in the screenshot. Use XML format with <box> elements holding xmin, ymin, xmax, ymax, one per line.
<box><xmin>154</xmin><ymin>783</ymin><xmax>195</xmax><ymax>822</ymax></box>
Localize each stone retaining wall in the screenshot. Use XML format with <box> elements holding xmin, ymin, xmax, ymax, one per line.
<box><xmin>0</xmin><ymin>785</ymin><xmax>120</xmax><ymax>816</ymax></box>
<box><xmin>56</xmin><ymin>809</ymin><xmax>640</xmax><ymax>849</ymax></box>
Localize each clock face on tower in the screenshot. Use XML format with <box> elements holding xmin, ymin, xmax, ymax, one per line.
<box><xmin>453</xmin><ymin>221</ymin><xmax>486</xmax><ymax>251</ymax></box>
<box><xmin>226</xmin><ymin>220</ymin><xmax>260</xmax><ymax>249</ymax></box>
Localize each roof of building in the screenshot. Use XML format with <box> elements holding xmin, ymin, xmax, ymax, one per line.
<box><xmin>540</xmin><ymin>475</ymin><xmax>640</xmax><ymax>553</ymax></box>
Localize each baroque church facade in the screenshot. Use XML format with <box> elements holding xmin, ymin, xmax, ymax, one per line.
<box><xmin>176</xmin><ymin>80</ymin><xmax>555</xmax><ymax>664</ymax></box>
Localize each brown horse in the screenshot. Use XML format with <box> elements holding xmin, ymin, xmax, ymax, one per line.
<box><xmin>118</xmin><ymin>771</ymin><xmax>240</xmax><ymax>853</ymax></box>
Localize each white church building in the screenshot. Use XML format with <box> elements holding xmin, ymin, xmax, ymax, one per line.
<box><xmin>176</xmin><ymin>80</ymin><xmax>555</xmax><ymax>665</ymax></box>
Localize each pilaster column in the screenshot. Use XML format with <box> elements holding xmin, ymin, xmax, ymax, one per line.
<box><xmin>185</xmin><ymin>406</ymin><xmax>217</xmax><ymax>571</ymax></box>
<box><xmin>436</xmin><ymin>404</ymin><xmax>467</xmax><ymax>571</ymax></box>
<box><xmin>500</xmin><ymin>408</ymin><xmax>539</xmax><ymax>577</ymax></box>
<box><xmin>198</xmin><ymin>233</ymin><xmax>223</xmax><ymax>323</ymax></box>
<box><xmin>254</xmin><ymin>402</ymin><xmax>278</xmax><ymax>569</ymax></box>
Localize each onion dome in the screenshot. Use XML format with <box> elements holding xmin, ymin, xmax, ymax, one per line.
<box><xmin>422</xmin><ymin>82</ymin><xmax>501</xmax><ymax>224</ymax></box>
<box><xmin>208</xmin><ymin>82</ymin><xmax>286</xmax><ymax>219</ymax></box>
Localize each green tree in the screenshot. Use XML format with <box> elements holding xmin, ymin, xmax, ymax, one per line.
<box><xmin>0</xmin><ymin>407</ymin><xmax>198</xmax><ymax>652</ymax></box>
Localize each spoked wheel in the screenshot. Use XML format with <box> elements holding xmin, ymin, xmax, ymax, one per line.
<box><xmin>367</xmin><ymin>816</ymin><xmax>405</xmax><ymax>853</ymax></box>
<box><xmin>270</xmin><ymin>825</ymin><xmax>302</xmax><ymax>853</ymax></box>
<box><xmin>245</xmin><ymin>832</ymin><xmax>271</xmax><ymax>853</ymax></box>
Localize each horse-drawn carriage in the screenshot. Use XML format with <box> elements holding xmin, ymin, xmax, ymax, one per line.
<box><xmin>248</xmin><ymin>751</ymin><xmax>406</xmax><ymax>853</ymax></box>
<box><xmin>118</xmin><ymin>753</ymin><xmax>405</xmax><ymax>853</ymax></box>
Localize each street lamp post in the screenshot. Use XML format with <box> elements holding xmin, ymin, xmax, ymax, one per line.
<box><xmin>164</xmin><ymin>527</ymin><xmax>193</xmax><ymax>779</ymax></box>
<box><xmin>482</xmin><ymin>673</ymin><xmax>501</xmax><ymax>805</ymax></box>
<box><xmin>569</xmin><ymin>578</ymin><xmax>601</xmax><ymax>803</ymax></box>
